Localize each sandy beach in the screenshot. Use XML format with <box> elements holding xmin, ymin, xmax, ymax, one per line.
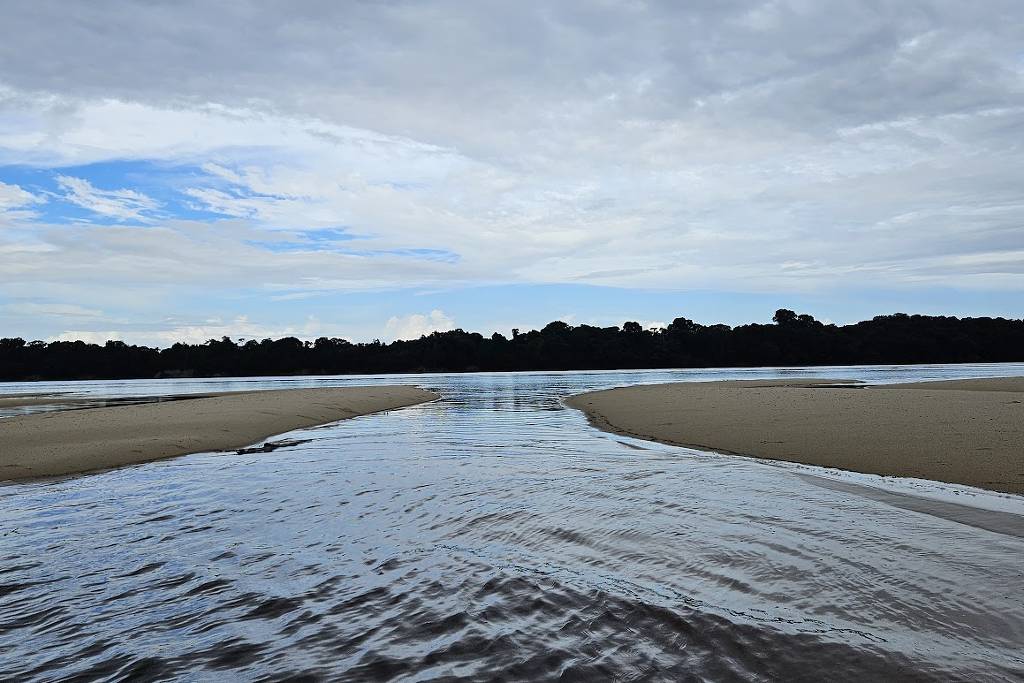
<box><xmin>0</xmin><ymin>386</ymin><xmax>438</xmax><ymax>480</ymax></box>
<box><xmin>567</xmin><ymin>377</ymin><xmax>1024</xmax><ymax>494</ymax></box>
<box><xmin>0</xmin><ymin>392</ymin><xmax>244</xmax><ymax>408</ymax></box>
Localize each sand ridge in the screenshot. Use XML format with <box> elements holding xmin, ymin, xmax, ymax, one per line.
<box><xmin>0</xmin><ymin>386</ymin><xmax>438</xmax><ymax>481</ymax></box>
<box><xmin>566</xmin><ymin>377</ymin><xmax>1024</xmax><ymax>494</ymax></box>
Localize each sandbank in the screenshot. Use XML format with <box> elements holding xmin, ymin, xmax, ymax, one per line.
<box><xmin>0</xmin><ymin>393</ymin><xmax>232</xmax><ymax>408</ymax></box>
<box><xmin>566</xmin><ymin>377</ymin><xmax>1024</xmax><ymax>494</ymax></box>
<box><xmin>0</xmin><ymin>386</ymin><xmax>438</xmax><ymax>481</ymax></box>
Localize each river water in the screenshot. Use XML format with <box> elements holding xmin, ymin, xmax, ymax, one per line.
<box><xmin>1</xmin><ymin>364</ymin><xmax>1023</xmax><ymax>681</ymax></box>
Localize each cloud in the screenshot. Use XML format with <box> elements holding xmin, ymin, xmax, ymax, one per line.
<box><xmin>386</xmin><ymin>310</ymin><xmax>456</xmax><ymax>340</ymax></box>
<box><xmin>52</xmin><ymin>330</ymin><xmax>122</xmax><ymax>344</ymax></box>
<box><xmin>56</xmin><ymin>175</ymin><xmax>160</xmax><ymax>222</ymax></box>
<box><xmin>0</xmin><ymin>181</ymin><xmax>43</xmax><ymax>219</ymax></box>
<box><xmin>50</xmin><ymin>315</ymin><xmax>329</xmax><ymax>347</ymax></box>
<box><xmin>3</xmin><ymin>302</ymin><xmax>104</xmax><ymax>319</ymax></box>
<box><xmin>0</xmin><ymin>219</ymin><xmax>464</xmax><ymax>300</ymax></box>
<box><xmin>6</xmin><ymin>94</ymin><xmax>1016</xmax><ymax>295</ymax></box>
<box><xmin>1</xmin><ymin>2</ymin><xmax>1024</xmax><ymax>341</ymax></box>
<box><xmin>146</xmin><ymin>315</ymin><xmax>324</xmax><ymax>345</ymax></box>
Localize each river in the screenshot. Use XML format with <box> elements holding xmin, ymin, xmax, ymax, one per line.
<box><xmin>1</xmin><ymin>364</ymin><xmax>1023</xmax><ymax>681</ymax></box>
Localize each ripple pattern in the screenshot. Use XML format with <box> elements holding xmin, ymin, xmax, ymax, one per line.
<box><xmin>2</xmin><ymin>365</ymin><xmax>1023</xmax><ymax>681</ymax></box>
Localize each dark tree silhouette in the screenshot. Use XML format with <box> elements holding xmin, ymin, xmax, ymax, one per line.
<box><xmin>772</xmin><ymin>308</ymin><xmax>797</xmax><ymax>326</ymax></box>
<box><xmin>2</xmin><ymin>310</ymin><xmax>1022</xmax><ymax>381</ymax></box>
<box><xmin>622</xmin><ymin>321</ymin><xmax>643</xmax><ymax>334</ymax></box>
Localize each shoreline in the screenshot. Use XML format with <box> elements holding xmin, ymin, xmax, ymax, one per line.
<box><xmin>0</xmin><ymin>391</ymin><xmax>248</xmax><ymax>409</ymax></box>
<box><xmin>0</xmin><ymin>386</ymin><xmax>438</xmax><ymax>481</ymax></box>
<box><xmin>566</xmin><ymin>377</ymin><xmax>1024</xmax><ymax>495</ymax></box>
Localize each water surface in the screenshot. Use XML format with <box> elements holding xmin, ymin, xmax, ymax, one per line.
<box><xmin>2</xmin><ymin>365</ymin><xmax>1023</xmax><ymax>681</ymax></box>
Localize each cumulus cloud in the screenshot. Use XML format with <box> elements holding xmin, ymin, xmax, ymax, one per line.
<box><xmin>55</xmin><ymin>175</ymin><xmax>161</xmax><ymax>222</ymax></box>
<box><xmin>386</xmin><ymin>310</ymin><xmax>456</xmax><ymax>341</ymax></box>
<box><xmin>52</xmin><ymin>330</ymin><xmax>122</xmax><ymax>344</ymax></box>
<box><xmin>146</xmin><ymin>315</ymin><xmax>325</xmax><ymax>345</ymax></box>
<box><xmin>50</xmin><ymin>315</ymin><xmax>329</xmax><ymax>347</ymax></box>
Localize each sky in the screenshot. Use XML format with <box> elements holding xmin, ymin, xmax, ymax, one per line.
<box><xmin>1</xmin><ymin>1</ymin><xmax>1022</xmax><ymax>346</ymax></box>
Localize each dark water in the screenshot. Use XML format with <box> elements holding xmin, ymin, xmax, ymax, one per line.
<box><xmin>2</xmin><ymin>365</ymin><xmax>1023</xmax><ymax>681</ymax></box>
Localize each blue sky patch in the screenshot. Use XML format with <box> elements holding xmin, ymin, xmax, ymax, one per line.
<box><xmin>0</xmin><ymin>160</ymin><xmax>232</xmax><ymax>224</ymax></box>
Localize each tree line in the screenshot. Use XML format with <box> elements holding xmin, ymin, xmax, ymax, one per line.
<box><xmin>2</xmin><ymin>310</ymin><xmax>1023</xmax><ymax>381</ymax></box>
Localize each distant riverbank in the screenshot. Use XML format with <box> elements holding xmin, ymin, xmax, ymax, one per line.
<box><xmin>567</xmin><ymin>377</ymin><xmax>1024</xmax><ymax>494</ymax></box>
<box><xmin>4</xmin><ymin>311</ymin><xmax>1023</xmax><ymax>381</ymax></box>
<box><xmin>0</xmin><ymin>386</ymin><xmax>437</xmax><ymax>480</ymax></box>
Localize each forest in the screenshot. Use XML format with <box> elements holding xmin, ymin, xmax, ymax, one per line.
<box><xmin>2</xmin><ymin>310</ymin><xmax>1023</xmax><ymax>381</ymax></box>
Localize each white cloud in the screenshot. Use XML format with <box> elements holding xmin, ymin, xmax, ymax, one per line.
<box><xmin>0</xmin><ymin>219</ymin><xmax>463</xmax><ymax>298</ymax></box>
<box><xmin>4</xmin><ymin>303</ymin><xmax>104</xmax><ymax>319</ymax></box>
<box><xmin>50</xmin><ymin>315</ymin><xmax>329</xmax><ymax>347</ymax></box>
<box><xmin>0</xmin><ymin>181</ymin><xmax>37</xmax><ymax>206</ymax></box>
<box><xmin>2</xmin><ymin>90</ymin><xmax>1018</xmax><ymax>296</ymax></box>
<box><xmin>385</xmin><ymin>310</ymin><xmax>456</xmax><ymax>341</ymax></box>
<box><xmin>0</xmin><ymin>180</ymin><xmax>43</xmax><ymax>218</ymax></box>
<box><xmin>56</xmin><ymin>175</ymin><xmax>160</xmax><ymax>222</ymax></box>
<box><xmin>146</xmin><ymin>315</ymin><xmax>324</xmax><ymax>345</ymax></box>
<box><xmin>1</xmin><ymin>2</ymin><xmax>1024</xmax><ymax>341</ymax></box>
<box><xmin>52</xmin><ymin>330</ymin><xmax>122</xmax><ymax>344</ymax></box>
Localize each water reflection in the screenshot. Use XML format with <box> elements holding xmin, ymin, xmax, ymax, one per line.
<box><xmin>1</xmin><ymin>365</ymin><xmax>1022</xmax><ymax>680</ymax></box>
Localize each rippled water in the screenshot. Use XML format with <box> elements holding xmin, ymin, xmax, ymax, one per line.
<box><xmin>2</xmin><ymin>365</ymin><xmax>1023</xmax><ymax>681</ymax></box>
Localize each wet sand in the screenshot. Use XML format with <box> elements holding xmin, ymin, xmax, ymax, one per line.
<box><xmin>0</xmin><ymin>386</ymin><xmax>438</xmax><ymax>480</ymax></box>
<box><xmin>567</xmin><ymin>377</ymin><xmax>1024</xmax><ymax>494</ymax></box>
<box><xmin>0</xmin><ymin>392</ymin><xmax>240</xmax><ymax>409</ymax></box>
